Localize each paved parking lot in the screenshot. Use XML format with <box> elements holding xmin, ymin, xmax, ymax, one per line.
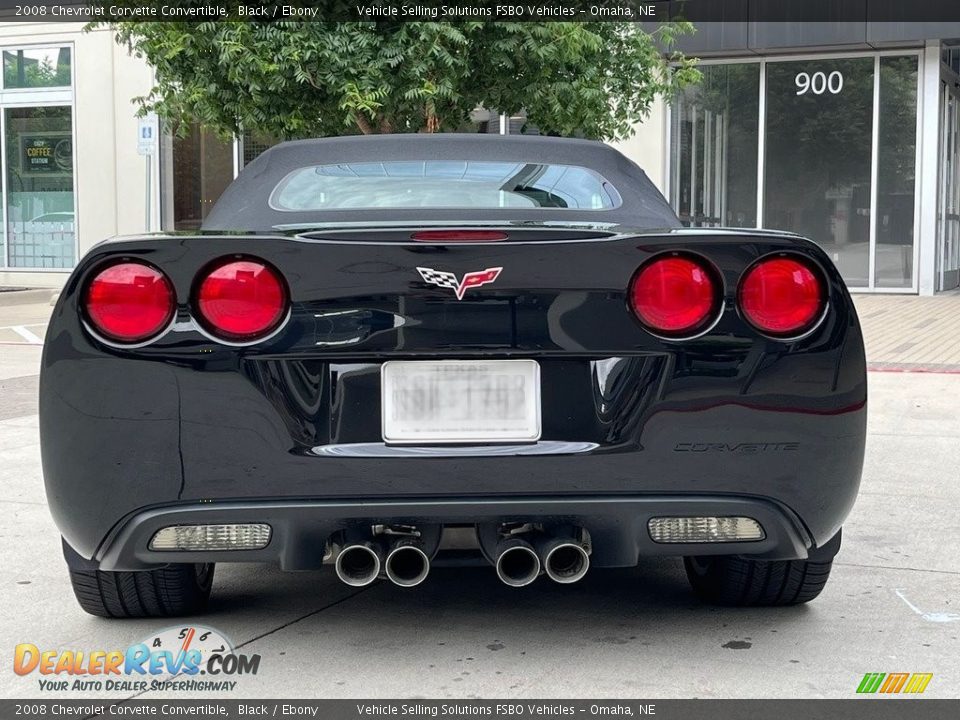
<box><xmin>0</xmin><ymin>296</ymin><xmax>957</xmax><ymax>699</ymax></box>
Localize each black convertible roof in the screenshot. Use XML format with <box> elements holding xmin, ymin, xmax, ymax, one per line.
<box><xmin>202</xmin><ymin>134</ymin><xmax>681</xmax><ymax>232</ymax></box>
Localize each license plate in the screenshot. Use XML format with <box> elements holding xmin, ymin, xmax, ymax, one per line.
<box><xmin>381</xmin><ymin>360</ymin><xmax>541</xmax><ymax>444</ymax></box>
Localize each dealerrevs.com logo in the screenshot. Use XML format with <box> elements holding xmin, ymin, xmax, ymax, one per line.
<box><xmin>856</xmin><ymin>672</ymin><xmax>933</xmax><ymax>694</ymax></box>
<box><xmin>13</xmin><ymin>625</ymin><xmax>260</xmax><ymax>692</ymax></box>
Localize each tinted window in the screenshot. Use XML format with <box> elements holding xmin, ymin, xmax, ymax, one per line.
<box><xmin>270</xmin><ymin>161</ymin><xmax>620</xmax><ymax>211</ymax></box>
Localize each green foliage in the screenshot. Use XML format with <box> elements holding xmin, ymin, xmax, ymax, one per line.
<box><xmin>96</xmin><ymin>11</ymin><xmax>698</xmax><ymax>140</ymax></box>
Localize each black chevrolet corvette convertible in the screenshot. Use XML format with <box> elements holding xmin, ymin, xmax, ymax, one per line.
<box><xmin>40</xmin><ymin>135</ymin><xmax>866</xmax><ymax>617</ymax></box>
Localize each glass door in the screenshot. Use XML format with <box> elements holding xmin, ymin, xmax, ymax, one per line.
<box><xmin>670</xmin><ymin>63</ymin><xmax>759</xmax><ymax>228</ymax></box>
<box><xmin>938</xmin><ymin>82</ymin><xmax>960</xmax><ymax>291</ymax></box>
<box><xmin>674</xmin><ymin>105</ymin><xmax>727</xmax><ymax>226</ymax></box>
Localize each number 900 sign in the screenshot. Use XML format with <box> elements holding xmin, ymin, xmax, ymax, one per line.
<box><xmin>795</xmin><ymin>71</ymin><xmax>843</xmax><ymax>95</ymax></box>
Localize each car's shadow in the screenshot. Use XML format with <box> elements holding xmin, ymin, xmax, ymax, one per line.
<box><xmin>205</xmin><ymin>556</ymin><xmax>812</xmax><ymax>649</ymax></box>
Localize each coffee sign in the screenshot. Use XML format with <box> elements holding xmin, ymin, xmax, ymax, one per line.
<box><xmin>21</xmin><ymin>136</ymin><xmax>72</xmax><ymax>174</ymax></box>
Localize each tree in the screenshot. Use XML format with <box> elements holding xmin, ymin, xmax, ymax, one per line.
<box><xmin>101</xmin><ymin>10</ymin><xmax>699</xmax><ymax>141</ymax></box>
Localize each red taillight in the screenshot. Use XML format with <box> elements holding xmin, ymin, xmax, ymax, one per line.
<box><xmin>195</xmin><ymin>259</ymin><xmax>288</xmax><ymax>341</ymax></box>
<box><xmin>629</xmin><ymin>255</ymin><xmax>719</xmax><ymax>336</ymax></box>
<box><xmin>84</xmin><ymin>262</ymin><xmax>175</xmax><ymax>343</ymax></box>
<box><xmin>738</xmin><ymin>256</ymin><xmax>825</xmax><ymax>337</ymax></box>
<box><xmin>411</xmin><ymin>230</ymin><xmax>508</xmax><ymax>242</ymax></box>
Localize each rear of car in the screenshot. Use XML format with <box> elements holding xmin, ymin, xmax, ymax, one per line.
<box><xmin>39</xmin><ymin>135</ymin><xmax>866</xmax><ymax>617</ymax></box>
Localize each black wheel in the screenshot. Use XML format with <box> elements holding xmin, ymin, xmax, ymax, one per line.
<box><xmin>684</xmin><ymin>555</ymin><xmax>832</xmax><ymax>606</ymax></box>
<box><xmin>68</xmin><ymin>563</ymin><xmax>215</xmax><ymax>618</ymax></box>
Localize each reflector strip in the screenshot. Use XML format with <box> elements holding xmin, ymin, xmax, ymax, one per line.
<box><xmin>149</xmin><ymin>523</ymin><xmax>272</xmax><ymax>551</ymax></box>
<box><xmin>647</xmin><ymin>516</ymin><xmax>765</xmax><ymax>543</ymax></box>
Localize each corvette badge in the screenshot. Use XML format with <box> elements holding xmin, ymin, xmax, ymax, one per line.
<box><xmin>416</xmin><ymin>266</ymin><xmax>503</xmax><ymax>300</ymax></box>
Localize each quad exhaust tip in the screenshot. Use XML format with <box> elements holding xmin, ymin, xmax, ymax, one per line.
<box><xmin>385</xmin><ymin>541</ymin><xmax>431</xmax><ymax>588</ymax></box>
<box><xmin>543</xmin><ymin>542</ymin><xmax>590</xmax><ymax>584</ymax></box>
<box><xmin>334</xmin><ymin>543</ymin><xmax>382</xmax><ymax>587</ymax></box>
<box><xmin>495</xmin><ymin>539</ymin><xmax>541</xmax><ymax>587</ymax></box>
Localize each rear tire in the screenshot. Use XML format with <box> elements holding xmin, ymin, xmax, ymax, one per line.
<box><xmin>69</xmin><ymin>563</ymin><xmax>214</xmax><ymax>618</ymax></box>
<box><xmin>683</xmin><ymin>555</ymin><xmax>832</xmax><ymax>606</ymax></box>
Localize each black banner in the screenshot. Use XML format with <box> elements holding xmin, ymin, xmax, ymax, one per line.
<box><xmin>3</xmin><ymin>699</ymin><xmax>960</xmax><ymax>720</ymax></box>
<box><xmin>4</xmin><ymin>1</ymin><xmax>960</xmax><ymax>23</ymax></box>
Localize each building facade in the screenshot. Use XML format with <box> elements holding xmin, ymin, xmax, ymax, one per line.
<box><xmin>0</xmin><ymin>23</ymin><xmax>156</xmax><ymax>290</ymax></box>
<box><xmin>624</xmin><ymin>16</ymin><xmax>960</xmax><ymax>295</ymax></box>
<box><xmin>2</xmin><ymin>20</ymin><xmax>960</xmax><ymax>296</ymax></box>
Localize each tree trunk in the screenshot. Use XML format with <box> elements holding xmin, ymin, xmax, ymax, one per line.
<box><xmin>423</xmin><ymin>102</ymin><xmax>440</xmax><ymax>133</ymax></box>
<box><xmin>354</xmin><ymin>113</ymin><xmax>374</xmax><ymax>135</ymax></box>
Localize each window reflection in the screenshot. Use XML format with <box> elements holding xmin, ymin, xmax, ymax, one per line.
<box><xmin>671</xmin><ymin>63</ymin><xmax>760</xmax><ymax>228</ymax></box>
<box><xmin>3</xmin><ymin>47</ymin><xmax>71</xmax><ymax>89</ymax></box>
<box><xmin>272</xmin><ymin>161</ymin><xmax>618</xmax><ymax>211</ymax></box>
<box><xmin>876</xmin><ymin>56</ymin><xmax>918</xmax><ymax>288</ymax></box>
<box><xmin>170</xmin><ymin>124</ymin><xmax>233</xmax><ymax>230</ymax></box>
<box><xmin>764</xmin><ymin>58</ymin><xmax>875</xmax><ymax>287</ymax></box>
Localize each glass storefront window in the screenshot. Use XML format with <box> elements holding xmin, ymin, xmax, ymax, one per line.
<box><xmin>241</xmin><ymin>130</ymin><xmax>277</xmax><ymax>168</ymax></box>
<box><xmin>670</xmin><ymin>63</ymin><xmax>760</xmax><ymax>228</ymax></box>
<box><xmin>765</xmin><ymin>58</ymin><xmax>875</xmax><ymax>287</ymax></box>
<box><xmin>3</xmin><ymin>47</ymin><xmax>71</xmax><ymax>89</ymax></box>
<box><xmin>671</xmin><ymin>54</ymin><xmax>920</xmax><ymax>291</ymax></box>
<box><xmin>876</xmin><ymin>56</ymin><xmax>918</xmax><ymax>288</ymax></box>
<box><xmin>938</xmin><ymin>84</ymin><xmax>960</xmax><ymax>291</ymax></box>
<box><xmin>4</xmin><ymin>106</ymin><xmax>75</xmax><ymax>268</ymax></box>
<box><xmin>170</xmin><ymin>124</ymin><xmax>234</xmax><ymax>230</ymax></box>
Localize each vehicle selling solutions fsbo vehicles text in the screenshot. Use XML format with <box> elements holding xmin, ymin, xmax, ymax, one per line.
<box><xmin>353</xmin><ymin>5</ymin><xmax>656</xmax><ymax>19</ymax></box>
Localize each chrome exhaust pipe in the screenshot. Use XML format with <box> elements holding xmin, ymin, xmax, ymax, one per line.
<box><xmin>495</xmin><ymin>538</ymin><xmax>541</xmax><ymax>587</ymax></box>
<box><xmin>334</xmin><ymin>542</ymin><xmax>383</xmax><ymax>587</ymax></box>
<box><xmin>539</xmin><ymin>537</ymin><xmax>590</xmax><ymax>585</ymax></box>
<box><xmin>385</xmin><ymin>539</ymin><xmax>430</xmax><ymax>587</ymax></box>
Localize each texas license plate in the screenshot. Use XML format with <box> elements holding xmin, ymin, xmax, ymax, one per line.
<box><xmin>381</xmin><ymin>360</ymin><xmax>541</xmax><ymax>444</ymax></box>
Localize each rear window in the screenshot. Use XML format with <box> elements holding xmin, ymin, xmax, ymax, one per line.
<box><xmin>269</xmin><ymin>161</ymin><xmax>621</xmax><ymax>211</ymax></box>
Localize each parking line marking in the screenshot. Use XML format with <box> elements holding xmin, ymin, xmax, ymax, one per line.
<box><xmin>894</xmin><ymin>588</ymin><xmax>960</xmax><ymax>623</ymax></box>
<box><xmin>10</xmin><ymin>326</ymin><xmax>43</xmax><ymax>345</ymax></box>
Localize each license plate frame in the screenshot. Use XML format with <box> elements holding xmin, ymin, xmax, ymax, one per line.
<box><xmin>381</xmin><ymin>359</ymin><xmax>542</xmax><ymax>445</ymax></box>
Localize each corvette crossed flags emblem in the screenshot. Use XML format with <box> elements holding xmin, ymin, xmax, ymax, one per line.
<box><xmin>417</xmin><ymin>266</ymin><xmax>503</xmax><ymax>300</ymax></box>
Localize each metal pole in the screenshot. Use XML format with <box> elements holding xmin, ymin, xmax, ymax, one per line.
<box><xmin>145</xmin><ymin>154</ymin><xmax>152</xmax><ymax>233</ymax></box>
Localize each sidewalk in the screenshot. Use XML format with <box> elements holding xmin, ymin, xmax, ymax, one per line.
<box><xmin>852</xmin><ymin>293</ymin><xmax>960</xmax><ymax>372</ymax></box>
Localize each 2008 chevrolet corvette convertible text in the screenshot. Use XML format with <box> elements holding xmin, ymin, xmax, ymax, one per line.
<box><xmin>39</xmin><ymin>135</ymin><xmax>866</xmax><ymax>617</ymax></box>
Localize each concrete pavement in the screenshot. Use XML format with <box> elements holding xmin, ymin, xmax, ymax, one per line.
<box><xmin>0</xmin><ymin>299</ymin><xmax>958</xmax><ymax>700</ymax></box>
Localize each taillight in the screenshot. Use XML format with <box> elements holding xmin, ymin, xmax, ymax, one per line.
<box><xmin>738</xmin><ymin>256</ymin><xmax>826</xmax><ymax>337</ymax></box>
<box><xmin>195</xmin><ymin>258</ymin><xmax>288</xmax><ymax>342</ymax></box>
<box><xmin>83</xmin><ymin>262</ymin><xmax>175</xmax><ymax>343</ymax></box>
<box><xmin>411</xmin><ymin>230</ymin><xmax>508</xmax><ymax>242</ymax></box>
<box><xmin>628</xmin><ymin>254</ymin><xmax>719</xmax><ymax>337</ymax></box>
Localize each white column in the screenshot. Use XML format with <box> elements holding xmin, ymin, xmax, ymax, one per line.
<box><xmin>917</xmin><ymin>40</ymin><xmax>942</xmax><ymax>296</ymax></box>
<box><xmin>868</xmin><ymin>55</ymin><xmax>880</xmax><ymax>291</ymax></box>
<box><xmin>756</xmin><ymin>59</ymin><xmax>766</xmax><ymax>228</ymax></box>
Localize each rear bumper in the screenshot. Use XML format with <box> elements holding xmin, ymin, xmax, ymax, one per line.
<box><xmin>90</xmin><ymin>495</ymin><xmax>818</xmax><ymax>572</ymax></box>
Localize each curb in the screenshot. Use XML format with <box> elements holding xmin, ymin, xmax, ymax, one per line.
<box><xmin>0</xmin><ymin>288</ymin><xmax>57</xmax><ymax>307</ymax></box>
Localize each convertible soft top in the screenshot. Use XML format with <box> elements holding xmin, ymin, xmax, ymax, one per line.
<box><xmin>202</xmin><ymin>133</ymin><xmax>681</xmax><ymax>232</ymax></box>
